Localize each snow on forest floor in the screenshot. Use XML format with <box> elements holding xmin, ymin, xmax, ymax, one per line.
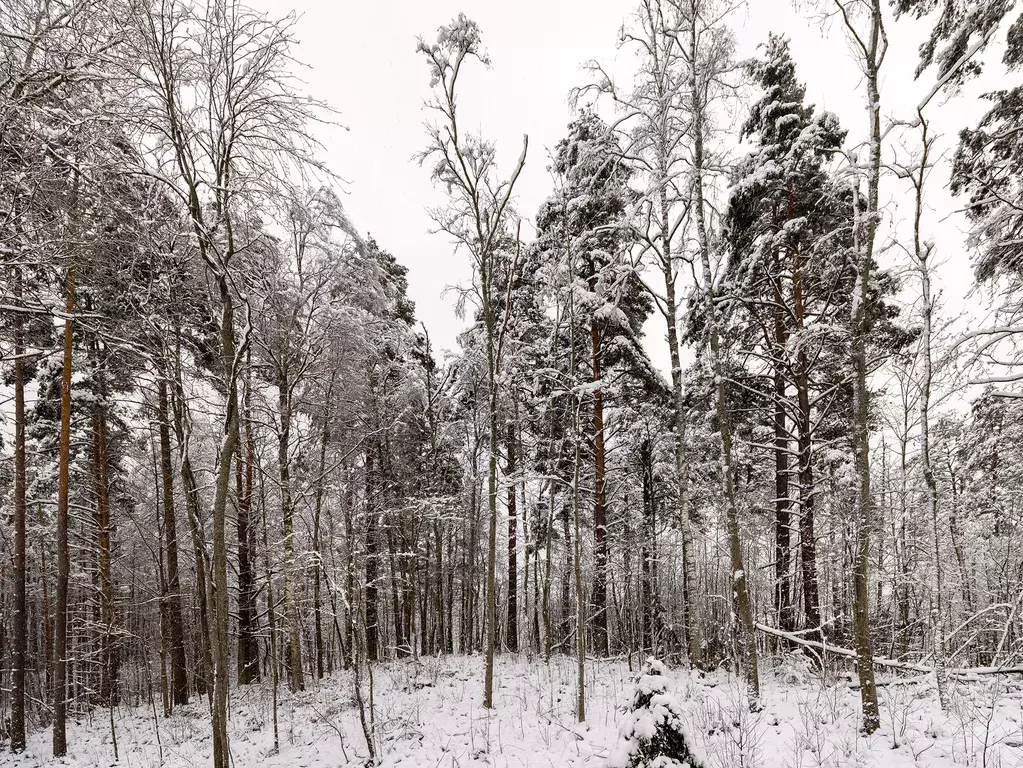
<box><xmin>3</xmin><ymin>654</ymin><xmax>1022</xmax><ymax>767</ymax></box>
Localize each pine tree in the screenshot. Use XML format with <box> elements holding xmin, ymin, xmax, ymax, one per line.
<box><xmin>535</xmin><ymin>111</ymin><xmax>661</xmax><ymax>658</ymax></box>
<box><xmin>606</xmin><ymin>658</ymin><xmax>705</xmax><ymax>768</ymax></box>
<box><xmin>726</xmin><ymin>35</ymin><xmax>848</xmax><ymax>641</ymax></box>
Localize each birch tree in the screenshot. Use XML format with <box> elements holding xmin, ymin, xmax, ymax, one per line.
<box><xmin>580</xmin><ymin>0</ymin><xmax>702</xmax><ymax>663</ymax></box>
<box><xmin>416</xmin><ymin>14</ymin><xmax>528</xmax><ymax>709</ymax></box>
<box><xmin>126</xmin><ymin>1</ymin><xmax>328</xmax><ymax>761</ymax></box>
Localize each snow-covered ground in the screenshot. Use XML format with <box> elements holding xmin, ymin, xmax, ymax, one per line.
<box><xmin>3</xmin><ymin>655</ymin><xmax>1021</xmax><ymax>767</ymax></box>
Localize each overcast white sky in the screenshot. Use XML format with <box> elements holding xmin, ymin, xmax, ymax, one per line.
<box><xmin>250</xmin><ymin>0</ymin><xmax>1000</xmax><ymax>374</ymax></box>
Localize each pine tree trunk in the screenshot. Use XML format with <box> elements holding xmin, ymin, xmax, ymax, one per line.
<box><xmin>10</xmin><ymin>264</ymin><xmax>27</xmax><ymax>753</ymax></box>
<box><xmin>90</xmin><ymin>346</ymin><xmax>117</xmax><ymax>706</ymax></box>
<box><xmin>561</xmin><ymin>491</ymin><xmax>572</xmax><ymax>649</ymax></box>
<box><xmin>433</xmin><ymin>520</ymin><xmax>446</xmax><ymax>654</ymax></box>
<box><xmin>506</xmin><ymin>420</ymin><xmax>519</xmax><ymax>652</ymax></box>
<box><xmin>39</xmin><ymin>501</ymin><xmax>52</xmax><ymax>696</ymax></box>
<box><xmin>571</xmin><ymin>403</ymin><xmax>586</xmax><ymax>722</ymax></box>
<box><xmin>772</xmin><ymin>267</ymin><xmax>793</xmax><ymax>634</ymax></box>
<box><xmin>792</xmin><ymin>258</ymin><xmax>822</xmax><ymax>641</ymax></box>
<box><xmin>313</xmin><ymin>422</ymin><xmax>329</xmax><ymax>679</ymax></box>
<box><xmin>445</xmin><ymin>528</ymin><xmax>455</xmax><ymax>654</ymax></box>
<box><xmin>236</xmin><ymin>370</ymin><xmax>259</xmax><ymax>684</ymax></box>
<box><xmin>640</xmin><ymin>439</ymin><xmax>656</xmax><ymax>654</ymax></box>
<box><xmin>52</xmin><ymin>265</ymin><xmax>76</xmax><ymax>759</ymax></box>
<box><xmin>365</xmin><ymin>448</ymin><xmax>379</xmax><ymax>663</ymax></box>
<box><xmin>483</xmin><ymin>305</ymin><xmax>500</xmax><ymax>708</ymax></box>
<box><xmin>567</xmin><ymin>239</ymin><xmax>586</xmax><ymax>721</ymax></box>
<box><xmin>543</xmin><ymin>482</ymin><xmax>556</xmax><ymax>661</ymax></box>
<box><xmin>531</xmin><ymin>519</ymin><xmax>542</xmax><ymax>653</ymax></box>
<box><xmin>387</xmin><ymin>525</ymin><xmax>407</xmax><ymax>658</ymax></box>
<box><xmin>591</xmin><ymin>308</ymin><xmax>610</xmax><ymax>657</ymax></box>
<box><xmin>157</xmin><ymin>371</ymin><xmax>189</xmax><ymax>704</ymax></box>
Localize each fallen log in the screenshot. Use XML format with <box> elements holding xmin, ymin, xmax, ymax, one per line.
<box><xmin>756</xmin><ymin>623</ymin><xmax>1023</xmax><ymax>678</ymax></box>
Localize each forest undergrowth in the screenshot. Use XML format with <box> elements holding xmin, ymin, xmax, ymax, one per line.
<box><xmin>3</xmin><ymin>655</ymin><xmax>1020</xmax><ymax>768</ymax></box>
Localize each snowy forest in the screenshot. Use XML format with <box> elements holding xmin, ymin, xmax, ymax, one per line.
<box><xmin>1</xmin><ymin>0</ymin><xmax>1023</xmax><ymax>766</ymax></box>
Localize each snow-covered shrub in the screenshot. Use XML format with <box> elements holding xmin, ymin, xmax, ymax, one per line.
<box><xmin>607</xmin><ymin>657</ymin><xmax>705</xmax><ymax>768</ymax></box>
<box><xmin>776</xmin><ymin>651</ymin><xmax>813</xmax><ymax>686</ymax></box>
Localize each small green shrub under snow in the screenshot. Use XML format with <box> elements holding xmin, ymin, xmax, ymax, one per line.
<box><xmin>606</xmin><ymin>658</ymin><xmax>706</xmax><ymax>768</ymax></box>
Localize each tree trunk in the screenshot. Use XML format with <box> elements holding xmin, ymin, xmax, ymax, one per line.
<box><xmin>690</xmin><ymin>15</ymin><xmax>759</xmax><ymax>703</ymax></box>
<box><xmin>259</xmin><ymin>467</ymin><xmax>281</xmax><ymax>752</ymax></box>
<box><xmin>209</xmin><ymin>279</ymin><xmax>242</xmax><ymax>768</ymax></box>
<box><xmin>566</xmin><ymin>235</ymin><xmax>586</xmax><ymax>720</ymax></box>
<box><xmin>277</xmin><ymin>369</ymin><xmax>304</xmax><ymax>692</ymax></box>
<box><xmin>387</xmin><ymin>525</ymin><xmax>407</xmax><ymax>658</ymax></box>
<box><xmin>658</xmin><ymin>146</ymin><xmax>701</xmax><ymax>668</ymax></box>
<box><xmin>236</xmin><ymin>370</ymin><xmax>259</xmax><ymax>685</ymax></box>
<box><xmin>313</xmin><ymin>421</ymin><xmax>329</xmax><ymax>679</ymax></box>
<box><xmin>560</xmin><ymin>490</ymin><xmax>572</xmax><ymax>648</ymax></box>
<box><xmin>483</xmin><ymin>305</ymin><xmax>500</xmax><ymax>708</ymax></box>
<box><xmin>640</xmin><ymin>438</ymin><xmax>656</xmax><ymax>654</ymax></box>
<box><xmin>947</xmin><ymin>471</ymin><xmax>973</xmax><ymax>618</ymax></box>
<box><xmin>541</xmin><ymin>483</ymin><xmax>555</xmax><ymax>660</ymax></box>
<box><xmin>845</xmin><ymin>0</ymin><xmax>883</xmax><ymax>733</ymax></box>
<box><xmin>506</xmin><ymin>421</ymin><xmax>519</xmax><ymax>652</ymax></box>
<box><xmin>772</xmin><ymin>272</ymin><xmax>793</xmax><ymax>634</ymax></box>
<box><xmin>792</xmin><ymin>256</ymin><xmax>822</xmax><ymax>640</ymax></box>
<box><xmin>170</xmin><ymin>329</ymin><xmax>214</xmax><ymax>703</ymax></box>
<box><xmin>90</xmin><ymin>342</ymin><xmax>117</xmax><ymax>706</ymax></box>
<box><xmin>364</xmin><ymin>448</ymin><xmax>380</xmax><ymax>663</ymax></box>
<box><xmin>157</xmin><ymin>370</ymin><xmax>189</xmax><ymax>703</ymax></box>
<box><xmin>591</xmin><ymin>304</ymin><xmax>610</xmax><ymax>657</ymax></box>
<box><xmin>571</xmin><ymin>403</ymin><xmax>586</xmax><ymax>721</ymax></box>
<box><xmin>39</xmin><ymin>501</ymin><xmax>52</xmax><ymax>697</ymax></box>
<box><xmin>10</xmin><ymin>264</ymin><xmax>27</xmax><ymax>753</ymax></box>
<box><xmin>433</xmin><ymin>519</ymin><xmax>446</xmax><ymax>654</ymax></box>
<box><xmin>912</xmin><ymin>114</ymin><xmax>948</xmax><ymax>710</ymax></box>
<box><xmin>53</xmin><ymin>265</ymin><xmax>76</xmax><ymax>759</ymax></box>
